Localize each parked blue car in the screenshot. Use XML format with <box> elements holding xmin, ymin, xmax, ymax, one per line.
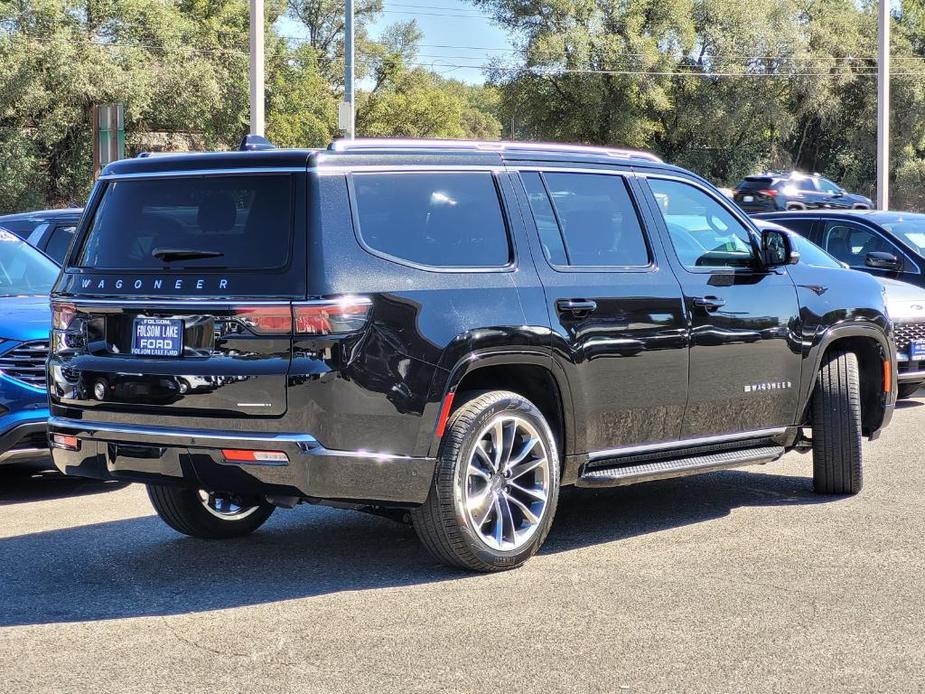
<box><xmin>0</xmin><ymin>229</ymin><xmax>58</xmax><ymax>467</ymax></box>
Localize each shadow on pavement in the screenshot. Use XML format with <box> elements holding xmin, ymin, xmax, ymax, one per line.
<box><xmin>0</xmin><ymin>467</ymin><xmax>833</xmax><ymax>627</ymax></box>
<box><xmin>0</xmin><ymin>468</ymin><xmax>128</xmax><ymax>506</ymax></box>
<box><xmin>895</xmin><ymin>399</ymin><xmax>922</xmax><ymax>410</ymax></box>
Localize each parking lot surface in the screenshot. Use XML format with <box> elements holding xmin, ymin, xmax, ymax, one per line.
<box><xmin>2</xmin><ymin>401</ymin><xmax>924</xmax><ymax>694</ymax></box>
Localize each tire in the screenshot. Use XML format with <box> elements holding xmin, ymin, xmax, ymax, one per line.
<box><xmin>811</xmin><ymin>351</ymin><xmax>863</xmax><ymax>495</ymax></box>
<box><xmin>147</xmin><ymin>484</ymin><xmax>275</xmax><ymax>539</ymax></box>
<box><xmin>786</xmin><ymin>203</ymin><xmax>806</xmax><ymax>211</ymax></box>
<box><xmin>412</xmin><ymin>390</ymin><xmax>560</xmax><ymax>572</ymax></box>
<box><xmin>897</xmin><ymin>382</ymin><xmax>922</xmax><ymax>399</ymax></box>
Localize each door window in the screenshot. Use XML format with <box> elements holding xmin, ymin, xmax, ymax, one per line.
<box><xmin>817</xmin><ymin>178</ymin><xmax>842</xmax><ymax>194</ymax></box>
<box><xmin>823</xmin><ymin>222</ymin><xmax>900</xmax><ymax>268</ymax></box>
<box><xmin>44</xmin><ymin>225</ymin><xmax>76</xmax><ymax>263</ymax></box>
<box><xmin>521</xmin><ymin>172</ymin><xmax>650</xmax><ymax>267</ymax></box>
<box><xmin>648</xmin><ymin>178</ymin><xmax>757</xmax><ymax>270</ymax></box>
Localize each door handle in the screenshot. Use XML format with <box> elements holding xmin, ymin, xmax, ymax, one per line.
<box><xmin>692</xmin><ymin>296</ymin><xmax>726</xmax><ymax>311</ymax></box>
<box><xmin>556</xmin><ymin>299</ymin><xmax>598</xmax><ymax>316</ymax></box>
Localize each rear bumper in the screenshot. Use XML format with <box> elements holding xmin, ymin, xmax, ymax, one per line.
<box><xmin>48</xmin><ymin>417</ymin><xmax>436</xmax><ymax>506</ymax></box>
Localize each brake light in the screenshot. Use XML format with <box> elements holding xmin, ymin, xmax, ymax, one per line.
<box><xmin>232</xmin><ymin>305</ymin><xmax>293</xmax><ymax>335</ymax></box>
<box><xmin>293</xmin><ymin>297</ymin><xmax>371</xmax><ymax>335</ymax></box>
<box><xmin>759</xmin><ymin>189</ymin><xmax>778</xmax><ymax>197</ymax></box>
<box><xmin>51</xmin><ymin>301</ymin><xmax>77</xmax><ymax>330</ymax></box>
<box><xmin>222</xmin><ymin>449</ymin><xmax>289</xmax><ymax>463</ymax></box>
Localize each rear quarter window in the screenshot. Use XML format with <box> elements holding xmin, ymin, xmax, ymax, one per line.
<box><xmin>76</xmin><ymin>174</ymin><xmax>293</xmax><ymax>270</ymax></box>
<box><xmin>351</xmin><ymin>172</ymin><xmax>511</xmax><ymax>269</ymax></box>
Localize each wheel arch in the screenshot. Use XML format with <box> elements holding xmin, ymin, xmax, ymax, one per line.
<box><xmin>802</xmin><ymin>326</ymin><xmax>895</xmax><ymax>437</ymax></box>
<box><xmin>426</xmin><ymin>351</ymin><xmax>574</xmax><ymax>462</ymax></box>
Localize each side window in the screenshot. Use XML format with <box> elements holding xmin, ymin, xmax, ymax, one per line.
<box><xmin>520</xmin><ymin>173</ymin><xmax>567</xmax><ymax>265</ymax></box>
<box><xmin>823</xmin><ymin>223</ymin><xmax>899</xmax><ymax>267</ymax></box>
<box><xmin>818</xmin><ymin>178</ymin><xmax>841</xmax><ymax>194</ymax></box>
<box><xmin>538</xmin><ymin>172</ymin><xmax>650</xmax><ymax>267</ymax></box>
<box><xmin>648</xmin><ymin>178</ymin><xmax>757</xmax><ymax>270</ymax></box>
<box><xmin>795</xmin><ymin>177</ymin><xmax>820</xmax><ymax>192</ymax></box>
<box><xmin>44</xmin><ymin>225</ymin><xmax>76</xmax><ymax>264</ymax></box>
<box><xmin>352</xmin><ymin>172</ymin><xmax>511</xmax><ymax>268</ymax></box>
<box><xmin>773</xmin><ymin>218</ymin><xmax>816</xmax><ymax>238</ymax></box>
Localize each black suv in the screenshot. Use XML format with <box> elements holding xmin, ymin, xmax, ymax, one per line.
<box><xmin>48</xmin><ymin>138</ymin><xmax>896</xmax><ymax>572</ymax></box>
<box><xmin>733</xmin><ymin>173</ymin><xmax>872</xmax><ymax>214</ymax></box>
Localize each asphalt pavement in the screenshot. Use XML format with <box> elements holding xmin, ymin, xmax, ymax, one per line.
<box><xmin>1</xmin><ymin>400</ymin><xmax>924</xmax><ymax>693</ymax></box>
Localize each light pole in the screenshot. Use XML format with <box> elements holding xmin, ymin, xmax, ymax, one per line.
<box><xmin>876</xmin><ymin>0</ymin><xmax>890</xmax><ymax>210</ymax></box>
<box><xmin>249</xmin><ymin>0</ymin><xmax>265</xmax><ymax>136</ymax></box>
<box><xmin>341</xmin><ymin>0</ymin><xmax>356</xmax><ymax>139</ymax></box>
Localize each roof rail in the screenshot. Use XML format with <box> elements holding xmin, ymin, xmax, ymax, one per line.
<box><xmin>328</xmin><ymin>138</ymin><xmax>663</xmax><ymax>163</ymax></box>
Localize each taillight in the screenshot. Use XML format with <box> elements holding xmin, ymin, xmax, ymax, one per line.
<box><xmin>293</xmin><ymin>297</ymin><xmax>371</xmax><ymax>335</ymax></box>
<box><xmin>232</xmin><ymin>305</ymin><xmax>293</xmax><ymax>335</ymax></box>
<box><xmin>759</xmin><ymin>189</ymin><xmax>778</xmax><ymax>197</ymax></box>
<box><xmin>51</xmin><ymin>301</ymin><xmax>77</xmax><ymax>330</ymax></box>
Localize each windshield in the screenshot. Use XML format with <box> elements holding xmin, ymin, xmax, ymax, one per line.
<box><xmin>878</xmin><ymin>216</ymin><xmax>925</xmax><ymax>255</ymax></box>
<box><xmin>0</xmin><ymin>229</ymin><xmax>59</xmax><ymax>296</ymax></box>
<box><xmin>77</xmin><ymin>174</ymin><xmax>293</xmax><ymax>270</ymax></box>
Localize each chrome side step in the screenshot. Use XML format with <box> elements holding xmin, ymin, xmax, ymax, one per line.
<box><xmin>576</xmin><ymin>446</ymin><xmax>785</xmax><ymax>488</ymax></box>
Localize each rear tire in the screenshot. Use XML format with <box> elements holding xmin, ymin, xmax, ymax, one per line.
<box><xmin>897</xmin><ymin>382</ymin><xmax>921</xmax><ymax>399</ymax></box>
<box><xmin>811</xmin><ymin>351</ymin><xmax>863</xmax><ymax>495</ymax></box>
<box><xmin>147</xmin><ymin>485</ymin><xmax>274</xmax><ymax>539</ymax></box>
<box><xmin>412</xmin><ymin>390</ymin><xmax>560</xmax><ymax>572</ymax></box>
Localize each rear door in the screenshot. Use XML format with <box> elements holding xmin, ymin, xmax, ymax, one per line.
<box><xmin>50</xmin><ymin>171</ymin><xmax>306</xmax><ymax>420</ymax></box>
<box><xmin>514</xmin><ymin>168</ymin><xmax>688</xmax><ymax>451</ymax></box>
<box><xmin>641</xmin><ymin>175</ymin><xmax>803</xmax><ymax>439</ymax></box>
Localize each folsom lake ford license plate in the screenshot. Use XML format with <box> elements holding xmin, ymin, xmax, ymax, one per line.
<box><xmin>132</xmin><ymin>318</ymin><xmax>184</xmax><ymax>357</ymax></box>
<box><xmin>743</xmin><ymin>195</ymin><xmax>754</xmax><ymax>202</ymax></box>
<box><xmin>911</xmin><ymin>340</ymin><xmax>925</xmax><ymax>360</ymax></box>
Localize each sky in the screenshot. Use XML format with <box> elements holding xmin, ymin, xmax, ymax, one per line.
<box><xmin>277</xmin><ymin>0</ymin><xmax>513</xmax><ymax>84</ymax></box>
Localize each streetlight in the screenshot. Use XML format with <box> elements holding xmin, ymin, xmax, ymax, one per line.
<box><xmin>877</xmin><ymin>0</ymin><xmax>890</xmax><ymax>210</ymax></box>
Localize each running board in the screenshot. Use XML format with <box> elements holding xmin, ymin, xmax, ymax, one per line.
<box><xmin>576</xmin><ymin>446</ymin><xmax>785</xmax><ymax>488</ymax></box>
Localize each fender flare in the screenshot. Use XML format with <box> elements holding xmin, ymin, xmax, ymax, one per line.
<box><xmin>422</xmin><ymin>348</ymin><xmax>576</xmax><ymax>459</ymax></box>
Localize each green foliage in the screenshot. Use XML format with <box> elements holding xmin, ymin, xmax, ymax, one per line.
<box><xmin>476</xmin><ymin>0</ymin><xmax>925</xmax><ymax>210</ymax></box>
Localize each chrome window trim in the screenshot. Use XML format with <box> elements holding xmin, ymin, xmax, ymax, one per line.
<box><xmin>588</xmin><ymin>427</ymin><xmax>788</xmax><ymax>461</ymax></box>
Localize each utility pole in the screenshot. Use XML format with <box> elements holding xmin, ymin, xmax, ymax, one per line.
<box><xmin>341</xmin><ymin>0</ymin><xmax>356</xmax><ymax>139</ymax></box>
<box><xmin>876</xmin><ymin>0</ymin><xmax>890</xmax><ymax>210</ymax></box>
<box><xmin>249</xmin><ymin>0</ymin><xmax>265</xmax><ymax>136</ymax></box>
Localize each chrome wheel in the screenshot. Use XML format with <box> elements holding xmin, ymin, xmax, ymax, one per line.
<box><xmin>463</xmin><ymin>415</ymin><xmax>551</xmax><ymax>551</ymax></box>
<box><xmin>197</xmin><ymin>491</ymin><xmax>260</xmax><ymax>521</ymax></box>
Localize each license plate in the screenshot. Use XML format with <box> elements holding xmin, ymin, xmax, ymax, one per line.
<box><xmin>743</xmin><ymin>195</ymin><xmax>754</xmax><ymax>202</ymax></box>
<box><xmin>912</xmin><ymin>340</ymin><xmax>925</xmax><ymax>360</ymax></box>
<box><xmin>132</xmin><ymin>318</ymin><xmax>184</xmax><ymax>357</ymax></box>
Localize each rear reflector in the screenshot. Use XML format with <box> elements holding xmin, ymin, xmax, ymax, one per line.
<box><xmin>221</xmin><ymin>449</ymin><xmax>289</xmax><ymax>464</ymax></box>
<box><xmin>435</xmin><ymin>391</ymin><xmax>456</xmax><ymax>438</ymax></box>
<box><xmin>51</xmin><ymin>433</ymin><xmax>80</xmax><ymax>451</ymax></box>
<box><xmin>294</xmin><ymin>297</ymin><xmax>371</xmax><ymax>335</ymax></box>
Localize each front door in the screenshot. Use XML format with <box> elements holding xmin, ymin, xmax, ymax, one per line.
<box><xmin>514</xmin><ymin>169</ymin><xmax>689</xmax><ymax>453</ymax></box>
<box><xmin>641</xmin><ymin>176</ymin><xmax>803</xmax><ymax>439</ymax></box>
<box><xmin>818</xmin><ymin>219</ymin><xmax>920</xmax><ymax>285</ymax></box>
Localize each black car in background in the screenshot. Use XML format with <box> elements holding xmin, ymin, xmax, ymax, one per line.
<box><xmin>0</xmin><ymin>208</ymin><xmax>82</xmax><ymax>264</ymax></box>
<box><xmin>733</xmin><ymin>172</ymin><xmax>872</xmax><ymax>213</ymax></box>
<box><xmin>755</xmin><ymin>210</ymin><xmax>925</xmax><ymax>289</ymax></box>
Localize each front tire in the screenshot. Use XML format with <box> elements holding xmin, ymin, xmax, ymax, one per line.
<box><xmin>147</xmin><ymin>485</ymin><xmax>275</xmax><ymax>539</ymax></box>
<box><xmin>412</xmin><ymin>390</ymin><xmax>560</xmax><ymax>572</ymax></box>
<box><xmin>811</xmin><ymin>351</ymin><xmax>863</xmax><ymax>495</ymax></box>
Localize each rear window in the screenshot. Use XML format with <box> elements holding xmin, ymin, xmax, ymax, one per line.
<box><xmin>738</xmin><ymin>177</ymin><xmax>776</xmax><ymax>190</ymax></box>
<box><xmin>77</xmin><ymin>175</ymin><xmax>293</xmax><ymax>269</ymax></box>
<box><xmin>352</xmin><ymin>172</ymin><xmax>510</xmax><ymax>268</ymax></box>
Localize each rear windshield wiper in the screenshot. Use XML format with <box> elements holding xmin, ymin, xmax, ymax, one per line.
<box><xmin>152</xmin><ymin>248</ymin><xmax>224</xmax><ymax>263</ymax></box>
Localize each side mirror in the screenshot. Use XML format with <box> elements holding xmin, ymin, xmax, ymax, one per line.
<box><xmin>762</xmin><ymin>229</ymin><xmax>800</xmax><ymax>267</ymax></box>
<box><xmin>865</xmin><ymin>251</ymin><xmax>902</xmax><ymax>271</ymax></box>
<box><xmin>832</xmin><ymin>190</ymin><xmax>844</xmax><ymax>197</ymax></box>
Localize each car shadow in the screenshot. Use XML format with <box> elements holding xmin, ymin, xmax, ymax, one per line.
<box><xmin>895</xmin><ymin>399</ymin><xmax>922</xmax><ymax>409</ymax></box>
<box><xmin>0</xmin><ymin>467</ymin><xmax>833</xmax><ymax>627</ymax></box>
<box><xmin>0</xmin><ymin>468</ymin><xmax>129</xmax><ymax>506</ymax></box>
